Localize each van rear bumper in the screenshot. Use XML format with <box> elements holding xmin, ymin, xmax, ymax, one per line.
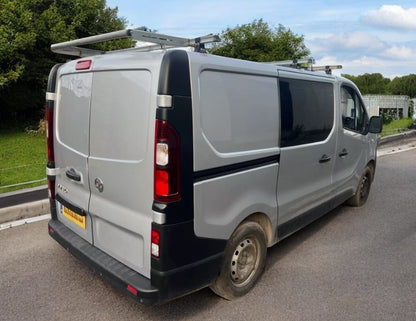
<box><xmin>48</xmin><ymin>219</ymin><xmax>159</xmax><ymax>305</ymax></box>
<box><xmin>48</xmin><ymin>218</ymin><xmax>224</xmax><ymax>304</ymax></box>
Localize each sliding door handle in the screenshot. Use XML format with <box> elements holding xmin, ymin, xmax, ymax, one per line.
<box><xmin>339</xmin><ymin>149</ymin><xmax>349</xmax><ymax>157</ymax></box>
<box><xmin>319</xmin><ymin>154</ymin><xmax>331</xmax><ymax>163</ymax></box>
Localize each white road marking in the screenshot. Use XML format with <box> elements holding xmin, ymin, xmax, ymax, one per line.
<box><xmin>0</xmin><ymin>214</ymin><xmax>51</xmax><ymax>231</ymax></box>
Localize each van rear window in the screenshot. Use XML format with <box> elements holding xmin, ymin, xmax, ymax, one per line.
<box><xmin>280</xmin><ymin>78</ymin><xmax>334</xmax><ymax>147</ymax></box>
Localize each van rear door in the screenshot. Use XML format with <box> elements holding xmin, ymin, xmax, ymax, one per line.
<box><xmin>55</xmin><ymin>72</ymin><xmax>93</xmax><ymax>243</ymax></box>
<box><xmin>88</xmin><ymin>70</ymin><xmax>153</xmax><ymax>278</ymax></box>
<box><xmin>56</xmin><ymin>63</ymin><xmax>155</xmax><ymax>278</ymax></box>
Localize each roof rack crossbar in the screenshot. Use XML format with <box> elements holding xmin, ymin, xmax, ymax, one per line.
<box><xmin>271</xmin><ymin>57</ymin><xmax>315</xmax><ymax>67</ymax></box>
<box><xmin>268</xmin><ymin>57</ymin><xmax>342</xmax><ymax>75</ymax></box>
<box><xmin>51</xmin><ymin>29</ymin><xmax>220</xmax><ymax>57</ymax></box>
<box><xmin>310</xmin><ymin>65</ymin><xmax>343</xmax><ymax>75</ymax></box>
<box><xmin>130</xmin><ymin>30</ymin><xmax>219</xmax><ymax>47</ymax></box>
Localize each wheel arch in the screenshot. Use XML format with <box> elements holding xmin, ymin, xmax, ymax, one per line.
<box><xmin>241</xmin><ymin>212</ymin><xmax>275</xmax><ymax>247</ymax></box>
<box><xmin>367</xmin><ymin>159</ymin><xmax>376</xmax><ymax>182</ymax></box>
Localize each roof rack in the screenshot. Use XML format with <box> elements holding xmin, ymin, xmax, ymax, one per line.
<box><xmin>309</xmin><ymin>65</ymin><xmax>343</xmax><ymax>75</ymax></box>
<box><xmin>271</xmin><ymin>57</ymin><xmax>342</xmax><ymax>75</ymax></box>
<box><xmin>51</xmin><ymin>28</ymin><xmax>221</xmax><ymax>57</ymax></box>
<box><xmin>272</xmin><ymin>57</ymin><xmax>316</xmax><ymax>68</ymax></box>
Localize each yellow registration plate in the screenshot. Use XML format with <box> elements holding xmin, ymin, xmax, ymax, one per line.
<box><xmin>62</xmin><ymin>205</ymin><xmax>86</xmax><ymax>229</ymax></box>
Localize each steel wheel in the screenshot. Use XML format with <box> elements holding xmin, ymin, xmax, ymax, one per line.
<box><xmin>359</xmin><ymin>174</ymin><xmax>370</xmax><ymax>200</ymax></box>
<box><xmin>347</xmin><ymin>166</ymin><xmax>373</xmax><ymax>207</ymax></box>
<box><xmin>210</xmin><ymin>221</ymin><xmax>267</xmax><ymax>300</ymax></box>
<box><xmin>230</xmin><ymin>236</ymin><xmax>262</xmax><ymax>287</ymax></box>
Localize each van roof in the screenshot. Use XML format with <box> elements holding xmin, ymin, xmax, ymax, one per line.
<box><xmin>52</xmin><ymin>28</ymin><xmax>347</xmax><ymax>81</ymax></box>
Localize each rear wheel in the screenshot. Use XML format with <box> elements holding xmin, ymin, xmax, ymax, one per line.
<box><xmin>347</xmin><ymin>166</ymin><xmax>373</xmax><ymax>207</ymax></box>
<box><xmin>210</xmin><ymin>221</ymin><xmax>267</xmax><ymax>300</ymax></box>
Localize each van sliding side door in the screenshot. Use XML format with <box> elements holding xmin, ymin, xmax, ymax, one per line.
<box><xmin>276</xmin><ymin>75</ymin><xmax>336</xmax><ymax>237</ymax></box>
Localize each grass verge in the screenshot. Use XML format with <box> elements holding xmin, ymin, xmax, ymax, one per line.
<box><xmin>0</xmin><ymin>128</ymin><xmax>46</xmax><ymax>194</ymax></box>
<box><xmin>381</xmin><ymin>117</ymin><xmax>414</xmax><ymax>137</ymax></box>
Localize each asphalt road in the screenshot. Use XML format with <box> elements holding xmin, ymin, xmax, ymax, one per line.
<box><xmin>1</xmin><ymin>149</ymin><xmax>415</xmax><ymax>321</ymax></box>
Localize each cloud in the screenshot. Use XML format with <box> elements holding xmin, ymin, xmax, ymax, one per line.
<box><xmin>315</xmin><ymin>55</ymin><xmax>386</xmax><ymax>74</ymax></box>
<box><xmin>338</xmin><ymin>32</ymin><xmax>385</xmax><ymax>50</ymax></box>
<box><xmin>308</xmin><ymin>31</ymin><xmax>416</xmax><ymax>78</ymax></box>
<box><xmin>341</xmin><ymin>55</ymin><xmax>416</xmax><ymax>78</ymax></box>
<box><xmin>362</xmin><ymin>5</ymin><xmax>416</xmax><ymax>30</ymax></box>
<box><xmin>383</xmin><ymin>45</ymin><xmax>415</xmax><ymax>60</ymax></box>
<box><xmin>308</xmin><ymin>32</ymin><xmax>386</xmax><ymax>55</ymax></box>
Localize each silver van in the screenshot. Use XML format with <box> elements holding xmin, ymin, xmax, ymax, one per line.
<box><xmin>46</xmin><ymin>29</ymin><xmax>382</xmax><ymax>304</ymax></box>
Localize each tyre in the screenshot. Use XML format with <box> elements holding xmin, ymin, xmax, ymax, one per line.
<box><xmin>210</xmin><ymin>221</ymin><xmax>267</xmax><ymax>300</ymax></box>
<box><xmin>347</xmin><ymin>166</ymin><xmax>373</xmax><ymax>207</ymax></box>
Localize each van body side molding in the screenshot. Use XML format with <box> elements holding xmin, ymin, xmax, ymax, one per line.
<box><xmin>194</xmin><ymin>154</ymin><xmax>280</xmax><ymax>183</ymax></box>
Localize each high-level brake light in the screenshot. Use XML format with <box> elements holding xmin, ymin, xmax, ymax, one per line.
<box><xmin>75</xmin><ymin>60</ymin><xmax>92</xmax><ymax>70</ymax></box>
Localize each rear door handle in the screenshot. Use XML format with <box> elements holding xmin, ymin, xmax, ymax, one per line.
<box><xmin>66</xmin><ymin>168</ymin><xmax>81</xmax><ymax>182</ymax></box>
<box><xmin>339</xmin><ymin>149</ymin><xmax>349</xmax><ymax>157</ymax></box>
<box><xmin>319</xmin><ymin>154</ymin><xmax>331</xmax><ymax>163</ymax></box>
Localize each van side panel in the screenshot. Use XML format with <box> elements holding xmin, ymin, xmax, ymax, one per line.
<box><xmin>190</xmin><ymin>59</ymin><xmax>279</xmax><ymax>240</ymax></box>
<box><xmin>194</xmin><ymin>164</ymin><xmax>278</xmax><ymax>239</ymax></box>
<box><xmin>190</xmin><ymin>58</ymin><xmax>280</xmax><ymax>171</ymax></box>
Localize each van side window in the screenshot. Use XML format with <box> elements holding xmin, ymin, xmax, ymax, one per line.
<box><xmin>341</xmin><ymin>86</ymin><xmax>368</xmax><ymax>133</ymax></box>
<box><xmin>280</xmin><ymin>78</ymin><xmax>334</xmax><ymax>147</ymax></box>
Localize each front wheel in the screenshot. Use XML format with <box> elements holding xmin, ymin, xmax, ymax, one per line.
<box><xmin>347</xmin><ymin>166</ymin><xmax>373</xmax><ymax>207</ymax></box>
<box><xmin>210</xmin><ymin>221</ymin><xmax>267</xmax><ymax>300</ymax></box>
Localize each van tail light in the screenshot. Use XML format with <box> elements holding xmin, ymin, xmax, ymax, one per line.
<box><xmin>46</xmin><ymin>101</ymin><xmax>55</xmax><ymax>200</ymax></box>
<box><xmin>45</xmin><ymin>64</ymin><xmax>60</xmax><ymax>203</ymax></box>
<box><xmin>151</xmin><ymin>229</ymin><xmax>160</xmax><ymax>258</ymax></box>
<box><xmin>46</xmin><ymin>107</ymin><xmax>54</xmax><ymax>163</ymax></box>
<box><xmin>47</xmin><ymin>179</ymin><xmax>56</xmax><ymax>200</ymax></box>
<box><xmin>154</xmin><ymin>120</ymin><xmax>181</xmax><ymax>202</ymax></box>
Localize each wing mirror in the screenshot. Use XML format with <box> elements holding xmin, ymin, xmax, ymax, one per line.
<box><xmin>368</xmin><ymin>116</ymin><xmax>383</xmax><ymax>134</ymax></box>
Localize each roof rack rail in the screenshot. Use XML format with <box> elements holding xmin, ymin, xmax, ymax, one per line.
<box><xmin>270</xmin><ymin>57</ymin><xmax>342</xmax><ymax>75</ymax></box>
<box><xmin>51</xmin><ymin>28</ymin><xmax>221</xmax><ymax>57</ymax></box>
<box><xmin>309</xmin><ymin>65</ymin><xmax>343</xmax><ymax>75</ymax></box>
<box><xmin>271</xmin><ymin>57</ymin><xmax>316</xmax><ymax>68</ymax></box>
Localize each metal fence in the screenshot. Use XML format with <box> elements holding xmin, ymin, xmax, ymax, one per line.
<box><xmin>0</xmin><ymin>163</ymin><xmax>46</xmax><ymax>191</ymax></box>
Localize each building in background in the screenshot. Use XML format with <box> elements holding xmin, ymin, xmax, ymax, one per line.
<box><xmin>363</xmin><ymin>95</ymin><xmax>409</xmax><ymax>119</ymax></box>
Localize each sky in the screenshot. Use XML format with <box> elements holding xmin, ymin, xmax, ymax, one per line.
<box><xmin>106</xmin><ymin>0</ymin><xmax>416</xmax><ymax>78</ymax></box>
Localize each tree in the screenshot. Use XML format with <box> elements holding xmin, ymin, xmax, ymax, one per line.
<box><xmin>0</xmin><ymin>0</ymin><xmax>131</xmax><ymax>123</ymax></box>
<box><xmin>388</xmin><ymin>74</ymin><xmax>416</xmax><ymax>98</ymax></box>
<box><xmin>342</xmin><ymin>73</ymin><xmax>391</xmax><ymax>95</ymax></box>
<box><xmin>210</xmin><ymin>19</ymin><xmax>310</xmax><ymax>62</ymax></box>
